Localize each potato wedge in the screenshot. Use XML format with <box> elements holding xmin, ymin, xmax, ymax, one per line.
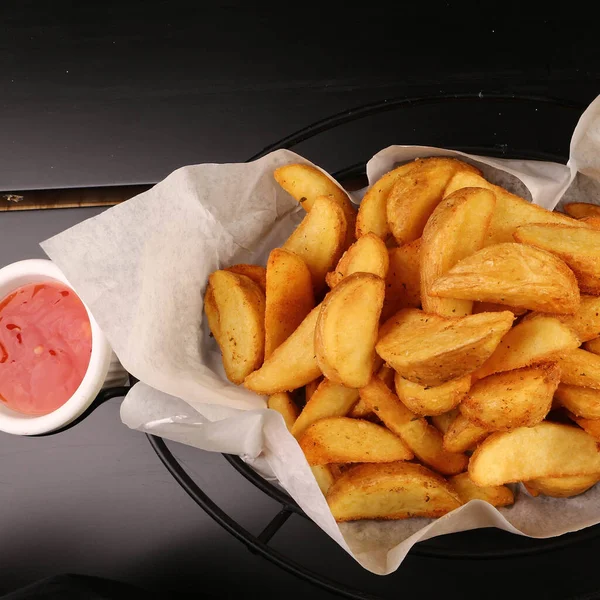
<box><xmin>203</xmin><ymin>284</ymin><xmax>221</xmax><ymax>344</ymax></box>
<box><xmin>421</xmin><ymin>187</ymin><xmax>496</xmax><ymax>317</ymax></box>
<box><xmin>355</xmin><ymin>163</ymin><xmax>416</xmax><ymax>240</ymax></box>
<box><xmin>474</xmin><ymin>316</ymin><xmax>580</xmax><ymax>379</ymax></box>
<box><xmin>316</xmin><ymin>273</ymin><xmax>385</xmax><ymax>388</ymax></box>
<box><xmin>380</xmin><ymin>239</ymin><xmax>422</xmax><ymax>321</ymax></box>
<box><xmin>579</xmin><ymin>216</ymin><xmax>600</xmax><ymax>230</ymax></box>
<box><xmin>311</xmin><ymin>465</ymin><xmax>337</xmax><ymax>495</ymax></box>
<box><xmin>556</xmin><ymin>349</ymin><xmax>600</xmax><ymax>390</ymax></box>
<box><xmin>386</xmin><ymin>158</ymin><xmax>479</xmax><ymax>245</ymax></box>
<box><xmin>522</xmin><ymin>295</ymin><xmax>600</xmax><ymax>343</ymax></box>
<box><xmin>460</xmin><ymin>364</ymin><xmax>559</xmax><ymax>430</ymax></box>
<box><xmin>514</xmin><ymin>223</ymin><xmax>600</xmax><ymax>294</ymax></box>
<box><xmin>225</xmin><ymin>264</ymin><xmax>267</xmax><ymax>293</ymax></box>
<box><xmin>283</xmin><ymin>196</ymin><xmax>347</xmax><ymax>290</ymax></box>
<box><xmin>299</xmin><ymin>417</ymin><xmax>413</xmax><ymax>465</ymax></box>
<box><xmin>268</xmin><ymin>392</ymin><xmax>299</xmax><ymax>430</ymax></box>
<box><xmin>430</xmin><ymin>242</ymin><xmax>580</xmax><ymax>314</ymax></box>
<box><xmin>359</xmin><ymin>378</ymin><xmax>468</xmax><ymax>475</ymax></box>
<box><xmin>208</xmin><ymin>270</ymin><xmax>266</xmax><ymax>384</ymax></box>
<box><xmin>244</xmin><ymin>305</ymin><xmax>321</xmax><ymax>394</ymax></box>
<box><xmin>524</xmin><ymin>473</ymin><xmax>600</xmax><ymax>498</ymax></box>
<box><xmin>472</xmin><ymin>302</ymin><xmax>527</xmax><ymax>316</ymax></box>
<box><xmin>444</xmin><ymin>171</ymin><xmax>587</xmax><ymax>245</ymax></box>
<box><xmin>326</xmin><ymin>233</ymin><xmax>389</xmax><ymax>288</ymax></box>
<box><xmin>468</xmin><ymin>422</ymin><xmax>600</xmax><ymax>486</ymax></box>
<box><xmin>568</xmin><ymin>412</ymin><xmax>600</xmax><ymax>440</ymax></box>
<box><xmin>376</xmin><ymin>308</ymin><xmax>514</xmax><ymax>386</ymax></box>
<box><xmin>305</xmin><ymin>376</ymin><xmax>323</xmax><ymax>404</ymax></box>
<box><xmin>274</xmin><ymin>163</ymin><xmax>356</xmax><ymax>248</ymax></box>
<box><xmin>555</xmin><ymin>384</ymin><xmax>600</xmax><ymax>419</ymax></box>
<box><xmin>431</xmin><ymin>409</ymin><xmax>460</xmax><ymax>435</ymax></box>
<box><xmin>348</xmin><ymin>364</ymin><xmax>391</xmax><ymax>418</ymax></box>
<box><xmin>450</xmin><ymin>473</ymin><xmax>514</xmax><ymax>507</ymax></box>
<box><xmin>443</xmin><ymin>413</ymin><xmax>489</xmax><ymax>453</ymax></box>
<box><xmin>564</xmin><ymin>202</ymin><xmax>600</xmax><ymax>219</ymax></box>
<box><xmin>585</xmin><ymin>337</ymin><xmax>600</xmax><ymax>355</ymax></box>
<box><xmin>265</xmin><ymin>249</ymin><xmax>314</xmax><ymax>358</ymax></box>
<box><xmin>291</xmin><ymin>379</ymin><xmax>359</xmax><ymax>439</ymax></box>
<box><xmin>394</xmin><ymin>372</ymin><xmax>470</xmax><ymax>417</ymax></box>
<box><xmin>327</xmin><ymin>462</ymin><xmax>462</xmax><ymax>522</ymax></box>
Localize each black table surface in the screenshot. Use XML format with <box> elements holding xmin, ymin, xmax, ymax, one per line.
<box><xmin>2</xmin><ymin>3</ymin><xmax>600</xmax><ymax>599</ymax></box>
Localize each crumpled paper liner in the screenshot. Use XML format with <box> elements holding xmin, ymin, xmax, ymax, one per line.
<box><xmin>41</xmin><ymin>96</ymin><xmax>600</xmax><ymax>575</ymax></box>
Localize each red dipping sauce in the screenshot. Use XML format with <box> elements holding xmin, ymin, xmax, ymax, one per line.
<box><xmin>0</xmin><ymin>282</ymin><xmax>92</xmax><ymax>416</ymax></box>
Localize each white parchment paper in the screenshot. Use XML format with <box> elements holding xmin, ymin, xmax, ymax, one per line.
<box><xmin>41</xmin><ymin>96</ymin><xmax>600</xmax><ymax>575</ymax></box>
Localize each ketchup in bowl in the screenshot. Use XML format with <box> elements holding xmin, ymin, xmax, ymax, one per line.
<box><xmin>0</xmin><ymin>282</ymin><xmax>92</xmax><ymax>416</ymax></box>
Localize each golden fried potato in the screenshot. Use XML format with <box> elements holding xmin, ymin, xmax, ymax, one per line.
<box><xmin>299</xmin><ymin>417</ymin><xmax>413</xmax><ymax>465</ymax></box>
<box><xmin>555</xmin><ymin>384</ymin><xmax>600</xmax><ymax>419</ymax></box>
<box><xmin>473</xmin><ymin>316</ymin><xmax>580</xmax><ymax>379</ymax></box>
<box><xmin>394</xmin><ymin>372</ymin><xmax>470</xmax><ymax>417</ymax></box>
<box><xmin>430</xmin><ymin>243</ymin><xmax>580</xmax><ymax>314</ymax></box>
<box><xmin>568</xmin><ymin>412</ymin><xmax>600</xmax><ymax>440</ymax></box>
<box><xmin>208</xmin><ymin>271</ymin><xmax>266</xmax><ymax>384</ymax></box>
<box><xmin>203</xmin><ymin>284</ymin><xmax>221</xmax><ymax>344</ymax></box>
<box><xmin>579</xmin><ymin>216</ymin><xmax>600</xmax><ymax>230</ymax></box>
<box><xmin>291</xmin><ymin>379</ymin><xmax>359</xmax><ymax>439</ymax></box>
<box><xmin>348</xmin><ymin>363</ymin><xmax>390</xmax><ymax>418</ymax></box>
<box><xmin>472</xmin><ymin>302</ymin><xmax>527</xmax><ymax>316</ymax></box>
<box><xmin>356</xmin><ymin>163</ymin><xmax>416</xmax><ymax>240</ymax></box>
<box><xmin>265</xmin><ymin>249</ymin><xmax>314</xmax><ymax>359</ymax></box>
<box><xmin>431</xmin><ymin>409</ymin><xmax>460</xmax><ymax>435</ymax></box>
<box><xmin>524</xmin><ymin>473</ymin><xmax>600</xmax><ymax>498</ymax></box>
<box><xmin>460</xmin><ymin>364</ymin><xmax>559</xmax><ymax>430</ymax></box>
<box><xmin>268</xmin><ymin>392</ymin><xmax>299</xmax><ymax>430</ymax></box>
<box><xmin>564</xmin><ymin>202</ymin><xmax>600</xmax><ymax>219</ymax></box>
<box><xmin>421</xmin><ymin>187</ymin><xmax>496</xmax><ymax>317</ymax></box>
<box><xmin>359</xmin><ymin>377</ymin><xmax>468</xmax><ymax>475</ymax></box>
<box><xmin>380</xmin><ymin>239</ymin><xmax>422</xmax><ymax>321</ymax></box>
<box><xmin>327</xmin><ymin>462</ymin><xmax>462</xmax><ymax>522</ymax></box>
<box><xmin>225</xmin><ymin>264</ymin><xmax>267</xmax><ymax>293</ymax></box>
<box><xmin>443</xmin><ymin>413</ymin><xmax>489</xmax><ymax>453</ymax></box>
<box><xmin>585</xmin><ymin>337</ymin><xmax>600</xmax><ymax>355</ymax></box>
<box><xmin>274</xmin><ymin>163</ymin><xmax>356</xmax><ymax>248</ymax></box>
<box><xmin>326</xmin><ymin>233</ymin><xmax>389</xmax><ymax>288</ymax></box>
<box><xmin>316</xmin><ymin>273</ymin><xmax>385</xmax><ymax>388</ymax></box>
<box><xmin>556</xmin><ymin>349</ymin><xmax>600</xmax><ymax>389</ymax></box>
<box><xmin>468</xmin><ymin>422</ymin><xmax>600</xmax><ymax>486</ymax></box>
<box><xmin>311</xmin><ymin>465</ymin><xmax>337</xmax><ymax>495</ymax></box>
<box><xmin>283</xmin><ymin>196</ymin><xmax>347</xmax><ymax>290</ymax></box>
<box><xmin>376</xmin><ymin>308</ymin><xmax>514</xmax><ymax>386</ymax></box>
<box><xmin>522</xmin><ymin>295</ymin><xmax>600</xmax><ymax>343</ymax></box>
<box><xmin>244</xmin><ymin>305</ymin><xmax>321</xmax><ymax>394</ymax></box>
<box><xmin>514</xmin><ymin>223</ymin><xmax>600</xmax><ymax>294</ymax></box>
<box><xmin>450</xmin><ymin>473</ymin><xmax>514</xmax><ymax>507</ymax></box>
<box><xmin>444</xmin><ymin>171</ymin><xmax>587</xmax><ymax>245</ymax></box>
<box><xmin>305</xmin><ymin>376</ymin><xmax>323</xmax><ymax>404</ymax></box>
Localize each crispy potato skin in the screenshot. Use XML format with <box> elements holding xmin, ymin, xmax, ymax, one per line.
<box><xmin>299</xmin><ymin>417</ymin><xmax>413</xmax><ymax>465</ymax></box>
<box><xmin>316</xmin><ymin>273</ymin><xmax>385</xmax><ymax>388</ymax></box>
<box><xmin>208</xmin><ymin>271</ymin><xmax>266</xmax><ymax>384</ymax></box>
<box><xmin>327</xmin><ymin>462</ymin><xmax>462</xmax><ymax>522</ymax></box>
<box><xmin>265</xmin><ymin>249</ymin><xmax>314</xmax><ymax>359</ymax></box>
<box><xmin>460</xmin><ymin>363</ymin><xmax>559</xmax><ymax>431</ymax></box>
<box><xmin>564</xmin><ymin>202</ymin><xmax>600</xmax><ymax>219</ymax></box>
<box><xmin>468</xmin><ymin>422</ymin><xmax>600</xmax><ymax>486</ymax></box>
<box><xmin>556</xmin><ymin>349</ymin><xmax>600</xmax><ymax>389</ymax></box>
<box><xmin>376</xmin><ymin>308</ymin><xmax>514</xmax><ymax>386</ymax></box>
<box><xmin>421</xmin><ymin>187</ymin><xmax>496</xmax><ymax>317</ymax></box>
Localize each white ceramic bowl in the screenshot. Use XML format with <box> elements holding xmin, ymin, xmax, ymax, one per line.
<box><xmin>0</xmin><ymin>259</ymin><xmax>124</xmax><ymax>435</ymax></box>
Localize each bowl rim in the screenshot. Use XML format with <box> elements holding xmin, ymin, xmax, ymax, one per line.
<box><xmin>0</xmin><ymin>259</ymin><xmax>112</xmax><ymax>435</ymax></box>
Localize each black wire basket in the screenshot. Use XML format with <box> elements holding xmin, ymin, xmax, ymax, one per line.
<box><xmin>46</xmin><ymin>93</ymin><xmax>600</xmax><ymax>600</ymax></box>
